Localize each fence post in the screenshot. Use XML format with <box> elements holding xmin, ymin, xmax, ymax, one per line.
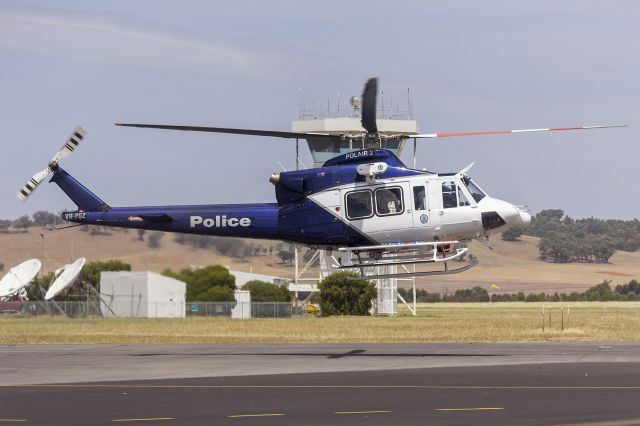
<box><xmin>542</xmin><ymin>305</ymin><xmax>545</xmax><ymax>332</ymax></box>
<box><xmin>561</xmin><ymin>307</ymin><xmax>564</xmax><ymax>331</ymax></box>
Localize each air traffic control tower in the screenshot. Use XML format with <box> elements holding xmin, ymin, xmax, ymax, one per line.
<box><xmin>290</xmin><ymin>95</ymin><xmax>419</xmax><ymax>315</ymax></box>
<box><xmin>292</xmin><ymin>95</ymin><xmax>418</xmax><ymax>167</ymax></box>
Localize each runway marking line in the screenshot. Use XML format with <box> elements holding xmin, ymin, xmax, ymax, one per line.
<box><xmin>112</xmin><ymin>418</ymin><xmax>174</xmax><ymax>422</ymax></box>
<box><xmin>0</xmin><ymin>420</ymin><xmax>27</xmax><ymax>423</ymax></box>
<box><xmin>334</xmin><ymin>410</ymin><xmax>391</xmax><ymax>415</ymax></box>
<box><xmin>436</xmin><ymin>407</ymin><xmax>505</xmax><ymax>411</ymax></box>
<box><xmin>6</xmin><ymin>384</ymin><xmax>640</xmax><ymax>390</ymax></box>
<box><xmin>227</xmin><ymin>414</ymin><xmax>286</xmax><ymax>418</ymax></box>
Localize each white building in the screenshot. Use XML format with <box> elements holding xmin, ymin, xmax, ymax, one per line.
<box><xmin>229</xmin><ymin>269</ymin><xmax>284</xmax><ymax>288</ymax></box>
<box><xmin>100</xmin><ymin>271</ymin><xmax>186</xmax><ymax>318</ymax></box>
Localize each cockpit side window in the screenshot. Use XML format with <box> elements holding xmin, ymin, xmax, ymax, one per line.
<box><xmin>375</xmin><ymin>187</ymin><xmax>404</xmax><ymax>216</ymax></box>
<box><xmin>413</xmin><ymin>186</ymin><xmax>426</xmax><ymax>211</ymax></box>
<box><xmin>346</xmin><ymin>190</ymin><xmax>373</xmax><ymax>220</ymax></box>
<box><xmin>463</xmin><ymin>177</ymin><xmax>486</xmax><ymax>203</ymax></box>
<box><xmin>442</xmin><ymin>181</ymin><xmax>457</xmax><ymax>209</ymax></box>
<box><xmin>458</xmin><ymin>186</ymin><xmax>471</xmax><ymax>206</ymax></box>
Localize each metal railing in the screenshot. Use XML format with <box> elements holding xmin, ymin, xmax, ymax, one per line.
<box><xmin>298</xmin><ymin>106</ymin><xmax>413</xmax><ymax>121</ymax></box>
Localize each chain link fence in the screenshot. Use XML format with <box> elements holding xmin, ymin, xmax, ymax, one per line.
<box><xmin>16</xmin><ymin>301</ymin><xmax>102</xmax><ymax>317</ymax></box>
<box><xmin>3</xmin><ymin>301</ymin><xmax>306</xmax><ymax>318</ymax></box>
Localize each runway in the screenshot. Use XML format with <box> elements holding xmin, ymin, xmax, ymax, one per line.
<box><xmin>2</xmin><ymin>343</ymin><xmax>640</xmax><ymax>425</ymax></box>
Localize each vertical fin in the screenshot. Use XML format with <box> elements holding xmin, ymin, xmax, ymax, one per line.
<box><xmin>49</xmin><ymin>167</ymin><xmax>110</xmax><ymax>211</ymax></box>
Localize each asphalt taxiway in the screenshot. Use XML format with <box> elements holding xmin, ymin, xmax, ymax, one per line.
<box><xmin>2</xmin><ymin>343</ymin><xmax>640</xmax><ymax>425</ymax></box>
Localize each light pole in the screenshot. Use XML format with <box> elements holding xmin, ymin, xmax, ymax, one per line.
<box><xmin>40</xmin><ymin>233</ymin><xmax>45</xmax><ymax>273</ymax></box>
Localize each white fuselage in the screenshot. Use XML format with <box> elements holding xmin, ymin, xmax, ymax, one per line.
<box><xmin>309</xmin><ymin>172</ymin><xmax>531</xmax><ymax>245</ymax></box>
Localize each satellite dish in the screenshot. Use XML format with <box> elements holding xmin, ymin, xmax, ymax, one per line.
<box><xmin>45</xmin><ymin>257</ymin><xmax>86</xmax><ymax>300</ymax></box>
<box><xmin>0</xmin><ymin>259</ymin><xmax>42</xmax><ymax>298</ymax></box>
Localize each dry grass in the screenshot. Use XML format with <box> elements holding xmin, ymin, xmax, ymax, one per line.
<box><xmin>416</xmin><ymin>237</ymin><xmax>640</xmax><ymax>294</ymax></box>
<box><xmin>3</xmin><ymin>229</ymin><xmax>638</xmax><ymax>296</ymax></box>
<box><xmin>0</xmin><ymin>227</ymin><xmax>289</xmax><ymax>277</ymax></box>
<box><xmin>2</xmin><ymin>302</ymin><xmax>640</xmax><ymax>344</ymax></box>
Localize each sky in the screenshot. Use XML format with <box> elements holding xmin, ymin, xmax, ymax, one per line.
<box><xmin>0</xmin><ymin>0</ymin><xmax>637</xmax><ymax>220</ymax></box>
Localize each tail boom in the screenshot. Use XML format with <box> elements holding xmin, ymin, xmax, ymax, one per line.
<box><xmin>62</xmin><ymin>204</ymin><xmax>280</xmax><ymax>239</ymax></box>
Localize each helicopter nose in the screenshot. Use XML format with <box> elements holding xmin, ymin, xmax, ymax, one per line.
<box><xmin>519</xmin><ymin>210</ymin><xmax>532</xmax><ymax>226</ymax></box>
<box><xmin>478</xmin><ymin>197</ymin><xmax>530</xmax><ymax>233</ymax></box>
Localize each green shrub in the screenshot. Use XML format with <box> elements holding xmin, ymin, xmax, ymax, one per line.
<box><xmin>163</xmin><ymin>265</ymin><xmax>235</xmax><ymax>301</ymax></box>
<box><xmin>242</xmin><ymin>280</ymin><xmax>290</xmax><ymax>302</ymax></box>
<box><xmin>81</xmin><ymin>259</ymin><xmax>132</xmax><ymax>288</ymax></box>
<box><xmin>318</xmin><ymin>272</ymin><xmax>375</xmax><ymax>316</ymax></box>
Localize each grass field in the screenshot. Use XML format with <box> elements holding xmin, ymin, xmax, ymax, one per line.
<box><xmin>2</xmin><ymin>302</ymin><xmax>640</xmax><ymax>344</ymax></box>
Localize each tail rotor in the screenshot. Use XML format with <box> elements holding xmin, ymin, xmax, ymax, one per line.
<box><xmin>17</xmin><ymin>127</ymin><xmax>86</xmax><ymax>202</ymax></box>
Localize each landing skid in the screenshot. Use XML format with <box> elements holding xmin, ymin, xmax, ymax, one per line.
<box><xmin>354</xmin><ymin>259</ymin><xmax>477</xmax><ymax>280</ymax></box>
<box><xmin>333</xmin><ymin>240</ymin><xmax>478</xmax><ymax>280</ymax></box>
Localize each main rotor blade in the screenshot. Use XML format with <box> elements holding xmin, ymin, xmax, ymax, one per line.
<box><xmin>408</xmin><ymin>124</ymin><xmax>627</xmax><ymax>139</ymax></box>
<box><xmin>115</xmin><ymin>123</ymin><xmax>338</xmax><ymax>140</ymax></box>
<box><xmin>361</xmin><ymin>78</ymin><xmax>378</xmax><ymax>133</ymax></box>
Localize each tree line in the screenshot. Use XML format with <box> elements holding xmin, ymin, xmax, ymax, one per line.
<box><xmin>398</xmin><ymin>279</ymin><xmax>640</xmax><ymax>303</ymax></box>
<box><xmin>502</xmin><ymin>209</ymin><xmax>640</xmax><ymax>263</ymax></box>
<box><xmin>0</xmin><ymin>211</ymin><xmax>66</xmax><ymax>231</ymax></box>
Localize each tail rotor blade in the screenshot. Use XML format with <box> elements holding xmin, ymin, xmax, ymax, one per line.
<box><xmin>361</xmin><ymin>78</ymin><xmax>378</xmax><ymax>133</ymax></box>
<box><xmin>17</xmin><ymin>168</ymin><xmax>50</xmax><ymax>202</ymax></box>
<box><xmin>18</xmin><ymin>126</ymin><xmax>85</xmax><ymax>203</ymax></box>
<box><xmin>51</xmin><ymin>127</ymin><xmax>86</xmax><ymax>163</ymax></box>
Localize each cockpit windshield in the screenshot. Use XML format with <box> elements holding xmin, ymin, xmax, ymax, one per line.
<box><xmin>462</xmin><ymin>176</ymin><xmax>486</xmax><ymax>203</ymax></box>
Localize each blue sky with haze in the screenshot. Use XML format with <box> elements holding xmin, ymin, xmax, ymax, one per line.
<box><xmin>1</xmin><ymin>1</ymin><xmax>637</xmax><ymax>219</ymax></box>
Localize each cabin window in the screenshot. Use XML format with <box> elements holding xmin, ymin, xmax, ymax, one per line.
<box><xmin>442</xmin><ymin>181</ymin><xmax>458</xmax><ymax>208</ymax></box>
<box><xmin>375</xmin><ymin>187</ymin><xmax>404</xmax><ymax>216</ymax></box>
<box><xmin>345</xmin><ymin>190</ymin><xmax>373</xmax><ymax>220</ymax></box>
<box><xmin>413</xmin><ymin>186</ymin><xmax>426</xmax><ymax>211</ymax></box>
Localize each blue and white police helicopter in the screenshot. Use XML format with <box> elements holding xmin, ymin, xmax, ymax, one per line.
<box><xmin>17</xmin><ymin>79</ymin><xmax>624</xmax><ymax>279</ymax></box>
